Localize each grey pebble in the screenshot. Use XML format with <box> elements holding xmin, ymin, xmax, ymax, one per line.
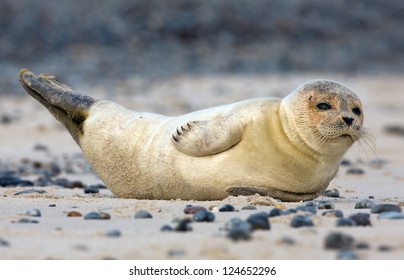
<box><xmin>336</xmin><ymin>218</ymin><xmax>356</xmax><ymax>227</ymax></box>
<box><xmin>13</xmin><ymin>189</ymin><xmax>46</xmax><ymax>195</ymax></box>
<box><xmin>225</xmin><ymin>218</ymin><xmax>252</xmax><ymax>241</ymax></box>
<box><xmin>317</xmin><ymin>201</ymin><xmax>334</xmax><ymax>210</ymax></box>
<box><xmin>246</xmin><ymin>212</ymin><xmax>270</xmax><ymax>230</ymax></box>
<box><xmin>322</xmin><ymin>188</ymin><xmax>340</xmax><ymax>198</ymax></box>
<box><xmin>219</xmin><ymin>204</ymin><xmax>236</xmax><ymax>212</ymax></box>
<box><xmin>290</xmin><ymin>215</ymin><xmax>314</xmax><ymax>228</ymax></box>
<box><xmin>322</xmin><ymin>210</ymin><xmax>344</xmax><ymax>218</ymax></box>
<box><xmin>355</xmin><ymin>199</ymin><xmax>376</xmax><ymax>209</ymax></box>
<box><xmin>17</xmin><ymin>218</ymin><xmax>39</xmax><ymax>224</ymax></box>
<box><xmin>161</xmin><ymin>225</ymin><xmax>174</xmax><ymax>232</ymax></box>
<box><xmin>0</xmin><ymin>237</ymin><xmax>10</xmax><ymax>247</ymax></box>
<box><xmin>105</xmin><ymin>229</ymin><xmax>121</xmax><ymax>238</ymax></box>
<box><xmin>134</xmin><ymin>210</ymin><xmax>153</xmax><ymax>219</ymax></box>
<box><xmin>0</xmin><ymin>173</ymin><xmax>34</xmax><ymax>187</ymax></box>
<box><xmin>281</xmin><ymin>236</ymin><xmax>296</xmax><ymax>245</ymax></box>
<box><xmin>25</xmin><ymin>209</ymin><xmax>41</xmax><ymax>217</ymax></box>
<box><xmin>183</xmin><ymin>205</ymin><xmax>207</xmax><ymax>214</ymax></box>
<box><xmin>295</xmin><ymin>206</ymin><xmax>317</xmax><ymax>215</ymax></box>
<box><xmin>33</xmin><ymin>143</ymin><xmax>48</xmax><ymax>151</ymax></box>
<box><xmin>302</xmin><ymin>201</ymin><xmax>317</xmax><ymax>207</ymax></box>
<box><xmin>49</xmin><ymin>204</ymin><xmax>56</xmax><ymax>207</ymax></box>
<box><xmin>192</xmin><ymin>210</ymin><xmax>215</xmax><ymax>222</ymax></box>
<box><xmin>337</xmin><ymin>250</ymin><xmax>358</xmax><ymax>260</ymax></box>
<box><xmin>371</xmin><ymin>204</ymin><xmax>402</xmax><ymax>214</ymax></box>
<box><xmin>349</xmin><ymin>213</ymin><xmax>371</xmax><ymax>226</ymax></box>
<box><xmin>268</xmin><ymin>208</ymin><xmax>283</xmax><ymax>217</ymax></box>
<box><xmin>84</xmin><ymin>186</ymin><xmax>100</xmax><ymax>194</ymax></box>
<box><xmin>383</xmin><ymin>125</ymin><xmax>404</xmax><ymax>136</ymax></box>
<box><xmin>340</xmin><ymin>159</ymin><xmax>352</xmax><ymax>166</ymax></box>
<box><xmin>378</xmin><ymin>211</ymin><xmax>404</xmax><ymax>219</ymax></box>
<box><xmin>241</xmin><ymin>205</ymin><xmax>257</xmax><ymax>210</ymax></box>
<box><xmin>175</xmin><ymin>218</ymin><xmax>193</xmax><ymax>232</ymax></box>
<box><xmin>346</xmin><ymin>168</ymin><xmax>365</xmax><ymax>175</ymax></box>
<box><xmin>378</xmin><ymin>245</ymin><xmax>393</xmax><ymax>252</ymax></box>
<box><xmin>356</xmin><ymin>242</ymin><xmax>370</xmax><ymax>250</ymax></box>
<box><xmin>84</xmin><ymin>211</ymin><xmax>110</xmax><ymax>220</ymax></box>
<box><xmin>324</xmin><ymin>232</ymin><xmax>354</xmax><ymax>250</ymax></box>
<box><xmin>168</xmin><ymin>250</ymin><xmax>185</xmax><ymax>257</ymax></box>
<box><xmin>282</xmin><ymin>208</ymin><xmax>297</xmax><ymax>215</ymax></box>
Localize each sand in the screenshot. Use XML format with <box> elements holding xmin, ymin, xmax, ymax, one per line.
<box><xmin>1</xmin><ymin>73</ymin><xmax>403</xmax><ymax>259</ymax></box>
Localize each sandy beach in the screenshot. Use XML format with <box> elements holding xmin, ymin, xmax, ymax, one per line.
<box><xmin>1</xmin><ymin>74</ymin><xmax>403</xmax><ymax>259</ymax></box>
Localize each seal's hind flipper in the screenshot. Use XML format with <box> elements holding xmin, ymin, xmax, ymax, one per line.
<box><xmin>19</xmin><ymin>69</ymin><xmax>96</xmax><ymax>145</ymax></box>
<box><xmin>171</xmin><ymin>116</ymin><xmax>243</xmax><ymax>157</ymax></box>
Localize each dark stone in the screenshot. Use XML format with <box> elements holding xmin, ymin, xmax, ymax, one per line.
<box><xmin>53</xmin><ymin>178</ymin><xmax>70</xmax><ymax>187</ymax></box>
<box><xmin>290</xmin><ymin>215</ymin><xmax>314</xmax><ymax>228</ymax></box>
<box><xmin>302</xmin><ymin>201</ymin><xmax>317</xmax><ymax>207</ymax></box>
<box><xmin>225</xmin><ymin>218</ymin><xmax>252</xmax><ymax>241</ymax></box>
<box><xmin>49</xmin><ymin>204</ymin><xmax>56</xmax><ymax>207</ymax></box>
<box><xmin>336</xmin><ymin>218</ymin><xmax>356</xmax><ymax>227</ymax></box>
<box><xmin>355</xmin><ymin>199</ymin><xmax>376</xmax><ymax>209</ymax></box>
<box><xmin>0</xmin><ymin>238</ymin><xmax>10</xmax><ymax>247</ymax></box>
<box><xmin>378</xmin><ymin>211</ymin><xmax>404</xmax><ymax>219</ymax></box>
<box><xmin>268</xmin><ymin>208</ymin><xmax>283</xmax><ymax>217</ymax></box>
<box><xmin>383</xmin><ymin>125</ymin><xmax>404</xmax><ymax>136</ymax></box>
<box><xmin>349</xmin><ymin>213</ymin><xmax>371</xmax><ymax>226</ymax></box>
<box><xmin>295</xmin><ymin>206</ymin><xmax>317</xmax><ymax>215</ymax></box>
<box><xmin>346</xmin><ymin>168</ymin><xmax>365</xmax><ymax>175</ymax></box>
<box><xmin>246</xmin><ymin>212</ymin><xmax>270</xmax><ymax>230</ymax></box>
<box><xmin>356</xmin><ymin>242</ymin><xmax>370</xmax><ymax>250</ymax></box>
<box><xmin>370</xmin><ymin>204</ymin><xmax>402</xmax><ymax>214</ymax></box>
<box><xmin>13</xmin><ymin>189</ymin><xmax>47</xmax><ymax>195</ymax></box>
<box><xmin>219</xmin><ymin>204</ymin><xmax>236</xmax><ymax>212</ymax></box>
<box><xmin>105</xmin><ymin>229</ymin><xmax>121</xmax><ymax>237</ymax></box>
<box><xmin>322</xmin><ymin>188</ymin><xmax>340</xmax><ymax>198</ymax></box>
<box><xmin>192</xmin><ymin>210</ymin><xmax>215</xmax><ymax>222</ymax></box>
<box><xmin>322</xmin><ymin>210</ymin><xmax>343</xmax><ymax>218</ymax></box>
<box><xmin>35</xmin><ymin>176</ymin><xmax>52</xmax><ymax>186</ymax></box>
<box><xmin>184</xmin><ymin>205</ymin><xmax>207</xmax><ymax>214</ymax></box>
<box><xmin>378</xmin><ymin>245</ymin><xmax>393</xmax><ymax>252</ymax></box>
<box><xmin>241</xmin><ymin>205</ymin><xmax>257</xmax><ymax>210</ymax></box>
<box><xmin>161</xmin><ymin>225</ymin><xmax>174</xmax><ymax>232</ymax></box>
<box><xmin>64</xmin><ymin>180</ymin><xmax>86</xmax><ymax>189</ymax></box>
<box><xmin>282</xmin><ymin>208</ymin><xmax>297</xmax><ymax>215</ymax></box>
<box><xmin>84</xmin><ymin>186</ymin><xmax>100</xmax><ymax>194</ymax></box>
<box><xmin>317</xmin><ymin>201</ymin><xmax>335</xmax><ymax>210</ymax></box>
<box><xmin>340</xmin><ymin>159</ymin><xmax>352</xmax><ymax>166</ymax></box>
<box><xmin>33</xmin><ymin>143</ymin><xmax>48</xmax><ymax>151</ymax></box>
<box><xmin>134</xmin><ymin>210</ymin><xmax>153</xmax><ymax>219</ymax></box>
<box><xmin>281</xmin><ymin>236</ymin><xmax>296</xmax><ymax>245</ymax></box>
<box><xmin>25</xmin><ymin>209</ymin><xmax>41</xmax><ymax>217</ymax></box>
<box><xmin>175</xmin><ymin>218</ymin><xmax>193</xmax><ymax>232</ymax></box>
<box><xmin>17</xmin><ymin>218</ymin><xmax>39</xmax><ymax>224</ymax></box>
<box><xmin>0</xmin><ymin>174</ymin><xmax>33</xmax><ymax>187</ymax></box>
<box><xmin>337</xmin><ymin>250</ymin><xmax>358</xmax><ymax>260</ymax></box>
<box><xmin>84</xmin><ymin>211</ymin><xmax>110</xmax><ymax>220</ymax></box>
<box><xmin>324</xmin><ymin>232</ymin><xmax>354</xmax><ymax>250</ymax></box>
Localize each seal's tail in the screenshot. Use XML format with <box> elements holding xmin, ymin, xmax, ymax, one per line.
<box><xmin>19</xmin><ymin>69</ymin><xmax>96</xmax><ymax>145</ymax></box>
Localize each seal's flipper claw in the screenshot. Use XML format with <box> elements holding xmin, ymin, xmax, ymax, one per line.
<box><xmin>171</xmin><ymin>117</ymin><xmax>243</xmax><ymax>157</ymax></box>
<box><xmin>19</xmin><ymin>69</ymin><xmax>96</xmax><ymax>145</ymax></box>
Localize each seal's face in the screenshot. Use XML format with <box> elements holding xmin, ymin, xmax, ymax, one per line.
<box><xmin>283</xmin><ymin>80</ymin><xmax>365</xmax><ymax>156</ymax></box>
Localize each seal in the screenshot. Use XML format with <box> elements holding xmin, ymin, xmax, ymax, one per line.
<box><xmin>19</xmin><ymin>69</ymin><xmax>366</xmax><ymax>201</ymax></box>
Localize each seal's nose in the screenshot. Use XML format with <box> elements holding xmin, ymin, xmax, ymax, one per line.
<box><xmin>343</xmin><ymin>117</ymin><xmax>354</xmax><ymax>126</ymax></box>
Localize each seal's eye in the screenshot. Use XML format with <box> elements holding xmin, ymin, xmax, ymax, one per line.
<box><xmin>352</xmin><ymin>107</ymin><xmax>361</xmax><ymax>116</ymax></box>
<box><xmin>316</xmin><ymin>103</ymin><xmax>332</xmax><ymax>110</ymax></box>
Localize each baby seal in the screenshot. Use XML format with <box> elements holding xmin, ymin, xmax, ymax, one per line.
<box><xmin>19</xmin><ymin>69</ymin><xmax>365</xmax><ymax>201</ymax></box>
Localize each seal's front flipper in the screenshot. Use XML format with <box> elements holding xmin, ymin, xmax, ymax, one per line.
<box><xmin>172</xmin><ymin>117</ymin><xmax>243</xmax><ymax>157</ymax></box>
<box><xmin>19</xmin><ymin>69</ymin><xmax>96</xmax><ymax>145</ymax></box>
<box><xmin>225</xmin><ymin>186</ymin><xmax>321</xmax><ymax>202</ymax></box>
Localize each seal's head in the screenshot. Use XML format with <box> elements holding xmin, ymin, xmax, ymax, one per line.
<box><xmin>280</xmin><ymin>80</ymin><xmax>364</xmax><ymax>156</ymax></box>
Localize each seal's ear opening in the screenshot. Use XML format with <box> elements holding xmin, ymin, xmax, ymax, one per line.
<box><xmin>19</xmin><ymin>69</ymin><xmax>96</xmax><ymax>145</ymax></box>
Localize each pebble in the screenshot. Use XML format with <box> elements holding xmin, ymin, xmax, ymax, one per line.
<box><xmin>25</xmin><ymin>209</ymin><xmax>41</xmax><ymax>217</ymax></box>
<box><xmin>336</xmin><ymin>218</ymin><xmax>356</xmax><ymax>227</ymax></box>
<box><xmin>33</xmin><ymin>143</ymin><xmax>48</xmax><ymax>151</ymax></box>
<box><xmin>324</xmin><ymin>232</ymin><xmax>354</xmax><ymax>250</ymax></box>
<box><xmin>322</xmin><ymin>210</ymin><xmax>343</xmax><ymax>218</ymax></box>
<box><xmin>161</xmin><ymin>225</ymin><xmax>174</xmax><ymax>232</ymax></box>
<box><xmin>383</xmin><ymin>125</ymin><xmax>404</xmax><ymax>136</ymax></box>
<box><xmin>183</xmin><ymin>205</ymin><xmax>207</xmax><ymax>214</ymax></box>
<box><xmin>168</xmin><ymin>250</ymin><xmax>185</xmax><ymax>257</ymax></box>
<box><xmin>355</xmin><ymin>199</ymin><xmax>376</xmax><ymax>209</ymax></box>
<box><xmin>281</xmin><ymin>236</ymin><xmax>296</xmax><ymax>245</ymax></box>
<box><xmin>64</xmin><ymin>180</ymin><xmax>86</xmax><ymax>189</ymax></box>
<box><xmin>241</xmin><ymin>205</ymin><xmax>257</xmax><ymax>210</ymax></box>
<box><xmin>317</xmin><ymin>201</ymin><xmax>334</xmax><ymax>210</ymax></box>
<box><xmin>368</xmin><ymin>158</ymin><xmax>386</xmax><ymax>169</ymax></box>
<box><xmin>349</xmin><ymin>213</ymin><xmax>371</xmax><ymax>226</ymax></box>
<box><xmin>84</xmin><ymin>211</ymin><xmax>110</xmax><ymax>220</ymax></box>
<box><xmin>290</xmin><ymin>215</ymin><xmax>314</xmax><ymax>228</ymax></box>
<box><xmin>49</xmin><ymin>204</ymin><xmax>56</xmax><ymax>207</ymax></box>
<box><xmin>340</xmin><ymin>159</ymin><xmax>352</xmax><ymax>166</ymax></box>
<box><xmin>337</xmin><ymin>250</ymin><xmax>358</xmax><ymax>260</ymax></box>
<box><xmin>53</xmin><ymin>178</ymin><xmax>70</xmax><ymax>187</ymax></box>
<box><xmin>378</xmin><ymin>245</ymin><xmax>393</xmax><ymax>252</ymax></box>
<box><xmin>219</xmin><ymin>204</ymin><xmax>236</xmax><ymax>212</ymax></box>
<box><xmin>0</xmin><ymin>172</ymin><xmax>34</xmax><ymax>187</ymax></box>
<box><xmin>84</xmin><ymin>186</ymin><xmax>100</xmax><ymax>194</ymax></box>
<box><xmin>378</xmin><ymin>211</ymin><xmax>404</xmax><ymax>219</ymax></box>
<box><xmin>105</xmin><ymin>229</ymin><xmax>121</xmax><ymax>238</ymax></box>
<box><xmin>346</xmin><ymin>168</ymin><xmax>365</xmax><ymax>175</ymax></box>
<box><xmin>281</xmin><ymin>208</ymin><xmax>297</xmax><ymax>215</ymax></box>
<box><xmin>13</xmin><ymin>189</ymin><xmax>46</xmax><ymax>195</ymax></box>
<box><xmin>295</xmin><ymin>206</ymin><xmax>317</xmax><ymax>215</ymax></box>
<box><xmin>225</xmin><ymin>218</ymin><xmax>252</xmax><ymax>241</ymax></box>
<box><xmin>322</xmin><ymin>188</ymin><xmax>340</xmax><ymax>198</ymax></box>
<box><xmin>134</xmin><ymin>210</ymin><xmax>153</xmax><ymax>219</ymax></box>
<box><xmin>0</xmin><ymin>237</ymin><xmax>10</xmax><ymax>247</ymax></box>
<box><xmin>67</xmin><ymin>211</ymin><xmax>82</xmax><ymax>217</ymax></box>
<box><xmin>192</xmin><ymin>210</ymin><xmax>215</xmax><ymax>222</ymax></box>
<box><xmin>246</xmin><ymin>212</ymin><xmax>271</xmax><ymax>230</ymax></box>
<box><xmin>356</xmin><ymin>242</ymin><xmax>370</xmax><ymax>250</ymax></box>
<box><xmin>302</xmin><ymin>201</ymin><xmax>317</xmax><ymax>207</ymax></box>
<box><xmin>268</xmin><ymin>208</ymin><xmax>283</xmax><ymax>217</ymax></box>
<box><xmin>17</xmin><ymin>218</ymin><xmax>39</xmax><ymax>224</ymax></box>
<box><xmin>175</xmin><ymin>218</ymin><xmax>193</xmax><ymax>232</ymax></box>
<box><xmin>370</xmin><ymin>204</ymin><xmax>402</xmax><ymax>214</ymax></box>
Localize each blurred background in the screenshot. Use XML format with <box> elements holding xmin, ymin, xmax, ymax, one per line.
<box><xmin>1</xmin><ymin>0</ymin><xmax>404</xmax><ymax>96</ymax></box>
